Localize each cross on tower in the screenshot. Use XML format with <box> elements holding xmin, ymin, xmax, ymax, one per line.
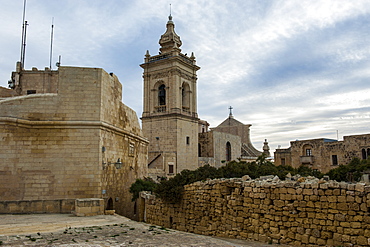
<box><xmin>229</xmin><ymin>106</ymin><xmax>233</xmax><ymax>116</ymax></box>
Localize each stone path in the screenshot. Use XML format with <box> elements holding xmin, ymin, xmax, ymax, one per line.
<box><xmin>0</xmin><ymin>214</ymin><xmax>287</xmax><ymax>246</ymax></box>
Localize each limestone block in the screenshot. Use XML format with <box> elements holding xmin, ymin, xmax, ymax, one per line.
<box><xmin>74</xmin><ymin>198</ymin><xmax>104</xmax><ymax>217</ymax></box>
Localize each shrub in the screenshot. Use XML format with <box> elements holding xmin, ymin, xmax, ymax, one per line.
<box><xmin>327</xmin><ymin>157</ymin><xmax>370</xmax><ymax>182</ymax></box>
<box><xmin>129</xmin><ymin>155</ymin><xmax>329</xmax><ymax>204</ymax></box>
<box><xmin>129</xmin><ymin>178</ymin><xmax>156</xmax><ymax>201</ymax></box>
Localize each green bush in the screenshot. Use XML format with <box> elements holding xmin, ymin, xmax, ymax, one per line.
<box><xmin>129</xmin><ymin>178</ymin><xmax>156</xmax><ymax>201</ymax></box>
<box><xmin>129</xmin><ymin>155</ymin><xmax>332</xmax><ymax>204</ymax></box>
<box><xmin>327</xmin><ymin>157</ymin><xmax>370</xmax><ymax>182</ymax></box>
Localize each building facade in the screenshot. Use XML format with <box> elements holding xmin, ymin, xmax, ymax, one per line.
<box><xmin>274</xmin><ymin>134</ymin><xmax>370</xmax><ymax>173</ymax></box>
<box><xmin>199</xmin><ymin>113</ymin><xmax>269</xmax><ymax>167</ymax></box>
<box><xmin>0</xmin><ymin>64</ymin><xmax>148</xmax><ymax>219</ymax></box>
<box><xmin>141</xmin><ymin>15</ymin><xmax>200</xmax><ymax>178</ymax></box>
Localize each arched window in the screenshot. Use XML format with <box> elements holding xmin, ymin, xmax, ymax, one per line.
<box><xmin>362</xmin><ymin>149</ymin><xmax>367</xmax><ymax>160</ymax></box>
<box><xmin>181</xmin><ymin>82</ymin><xmax>190</xmax><ymax>110</ymax></box>
<box><xmin>367</xmin><ymin>148</ymin><xmax>370</xmax><ymax>158</ymax></box>
<box><xmin>226</xmin><ymin>142</ymin><xmax>231</xmax><ymax>161</ymax></box>
<box><xmin>158</xmin><ymin>84</ymin><xmax>166</xmax><ymax>106</ymax></box>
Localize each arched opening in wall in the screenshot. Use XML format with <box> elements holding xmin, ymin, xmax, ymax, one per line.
<box><xmin>106</xmin><ymin>198</ymin><xmax>113</xmax><ymax>210</ymax></box>
<box><xmin>198</xmin><ymin>143</ymin><xmax>201</xmax><ymax>157</ymax></box>
<box><xmin>362</xmin><ymin>149</ymin><xmax>367</xmax><ymax>160</ymax></box>
<box><xmin>226</xmin><ymin>142</ymin><xmax>231</xmax><ymax>161</ymax></box>
<box><xmin>181</xmin><ymin>82</ymin><xmax>190</xmax><ymax>113</ymax></box>
<box><xmin>367</xmin><ymin>148</ymin><xmax>370</xmax><ymax>158</ymax></box>
<box><xmin>158</xmin><ymin>84</ymin><xmax>166</xmax><ymax>106</ymax></box>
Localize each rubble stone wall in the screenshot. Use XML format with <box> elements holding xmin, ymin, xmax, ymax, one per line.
<box><xmin>143</xmin><ymin>177</ymin><xmax>370</xmax><ymax>246</ymax></box>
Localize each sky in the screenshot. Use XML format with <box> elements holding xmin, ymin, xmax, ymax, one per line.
<box><xmin>1</xmin><ymin>0</ymin><xmax>370</xmax><ymax>154</ymax></box>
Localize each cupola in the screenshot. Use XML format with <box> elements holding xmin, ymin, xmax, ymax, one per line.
<box><xmin>159</xmin><ymin>15</ymin><xmax>182</xmax><ymax>54</ymax></box>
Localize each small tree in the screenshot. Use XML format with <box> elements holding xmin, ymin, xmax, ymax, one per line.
<box><xmin>327</xmin><ymin>157</ymin><xmax>370</xmax><ymax>182</ymax></box>
<box><xmin>129</xmin><ymin>178</ymin><xmax>156</xmax><ymax>201</ymax></box>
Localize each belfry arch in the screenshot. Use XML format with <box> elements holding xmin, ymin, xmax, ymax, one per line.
<box><xmin>181</xmin><ymin>82</ymin><xmax>190</xmax><ymax>111</ymax></box>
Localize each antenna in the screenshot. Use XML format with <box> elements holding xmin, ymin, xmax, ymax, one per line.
<box><xmin>56</xmin><ymin>55</ymin><xmax>61</xmax><ymax>67</ymax></box>
<box><xmin>336</xmin><ymin>130</ymin><xmax>339</xmax><ymax>140</ymax></box>
<box><xmin>20</xmin><ymin>0</ymin><xmax>27</xmax><ymax>69</ymax></box>
<box><xmin>49</xmin><ymin>17</ymin><xmax>54</xmax><ymax>70</ymax></box>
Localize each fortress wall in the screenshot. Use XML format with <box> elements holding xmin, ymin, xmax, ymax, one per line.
<box><xmin>143</xmin><ymin>177</ymin><xmax>370</xmax><ymax>246</ymax></box>
<box><xmin>0</xmin><ymin>66</ymin><xmax>148</xmax><ymax>219</ymax></box>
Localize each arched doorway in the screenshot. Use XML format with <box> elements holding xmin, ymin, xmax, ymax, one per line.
<box><xmin>106</xmin><ymin>197</ymin><xmax>113</xmax><ymax>210</ymax></box>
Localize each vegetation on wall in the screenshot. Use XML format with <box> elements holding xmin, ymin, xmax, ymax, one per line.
<box><xmin>129</xmin><ymin>178</ymin><xmax>156</xmax><ymax>201</ymax></box>
<box><xmin>130</xmin><ymin>155</ymin><xmax>369</xmax><ymax>204</ymax></box>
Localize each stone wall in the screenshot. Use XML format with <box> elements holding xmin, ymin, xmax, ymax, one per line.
<box><xmin>0</xmin><ymin>66</ymin><xmax>148</xmax><ymax>220</ymax></box>
<box><xmin>0</xmin><ymin>199</ymin><xmax>74</xmax><ymax>214</ymax></box>
<box><xmin>142</xmin><ymin>177</ymin><xmax>370</xmax><ymax>246</ymax></box>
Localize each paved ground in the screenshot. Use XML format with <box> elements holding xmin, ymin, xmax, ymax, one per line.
<box><xmin>0</xmin><ymin>214</ymin><xmax>286</xmax><ymax>246</ymax></box>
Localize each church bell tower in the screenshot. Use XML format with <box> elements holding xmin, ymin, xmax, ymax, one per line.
<box><xmin>140</xmin><ymin>15</ymin><xmax>200</xmax><ymax>175</ymax></box>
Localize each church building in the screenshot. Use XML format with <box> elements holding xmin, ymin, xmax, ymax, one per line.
<box><xmin>141</xmin><ymin>15</ymin><xmax>200</xmax><ymax>178</ymax></box>
<box><xmin>141</xmin><ymin>16</ymin><xmax>268</xmax><ymax>178</ymax></box>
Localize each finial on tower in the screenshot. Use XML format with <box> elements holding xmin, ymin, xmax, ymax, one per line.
<box><xmin>159</xmin><ymin>6</ymin><xmax>182</xmax><ymax>53</ymax></box>
<box><xmin>169</xmin><ymin>4</ymin><xmax>172</xmax><ymax>20</ymax></box>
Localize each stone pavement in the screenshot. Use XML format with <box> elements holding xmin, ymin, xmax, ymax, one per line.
<box><xmin>0</xmin><ymin>214</ymin><xmax>287</xmax><ymax>246</ymax></box>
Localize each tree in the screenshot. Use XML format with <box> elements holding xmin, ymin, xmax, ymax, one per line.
<box><xmin>327</xmin><ymin>157</ymin><xmax>370</xmax><ymax>182</ymax></box>
<box><xmin>129</xmin><ymin>178</ymin><xmax>156</xmax><ymax>201</ymax></box>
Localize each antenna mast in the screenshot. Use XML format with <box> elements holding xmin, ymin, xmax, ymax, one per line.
<box><xmin>49</xmin><ymin>17</ymin><xmax>54</xmax><ymax>70</ymax></box>
<box><xmin>20</xmin><ymin>0</ymin><xmax>28</xmax><ymax>69</ymax></box>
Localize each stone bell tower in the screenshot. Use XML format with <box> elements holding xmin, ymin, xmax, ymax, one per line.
<box><xmin>140</xmin><ymin>15</ymin><xmax>200</xmax><ymax>176</ymax></box>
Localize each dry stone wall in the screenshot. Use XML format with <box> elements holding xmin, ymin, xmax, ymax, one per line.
<box><xmin>143</xmin><ymin>176</ymin><xmax>370</xmax><ymax>246</ymax></box>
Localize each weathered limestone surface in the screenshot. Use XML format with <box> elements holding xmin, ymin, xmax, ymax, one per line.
<box><xmin>143</xmin><ymin>177</ymin><xmax>370</xmax><ymax>246</ymax></box>
<box><xmin>0</xmin><ymin>66</ymin><xmax>148</xmax><ymax>219</ymax></box>
<box><xmin>74</xmin><ymin>198</ymin><xmax>104</xmax><ymax>216</ymax></box>
<box><xmin>0</xmin><ymin>199</ymin><xmax>74</xmax><ymax>214</ymax></box>
<box><xmin>275</xmin><ymin>134</ymin><xmax>370</xmax><ymax>173</ymax></box>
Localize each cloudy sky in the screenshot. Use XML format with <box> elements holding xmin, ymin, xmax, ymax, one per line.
<box><xmin>1</xmin><ymin>0</ymin><xmax>370</xmax><ymax>153</ymax></box>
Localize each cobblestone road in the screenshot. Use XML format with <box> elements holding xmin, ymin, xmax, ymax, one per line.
<box><xmin>0</xmin><ymin>214</ymin><xmax>287</xmax><ymax>246</ymax></box>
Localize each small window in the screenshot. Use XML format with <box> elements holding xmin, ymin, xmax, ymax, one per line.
<box><xmin>281</xmin><ymin>158</ymin><xmax>286</xmax><ymax>166</ymax></box>
<box><xmin>186</xmin><ymin>136</ymin><xmax>190</xmax><ymax>145</ymax></box>
<box><xmin>306</xmin><ymin>149</ymin><xmax>312</xmax><ymax>156</ymax></box>
<box><xmin>332</xmin><ymin>155</ymin><xmax>338</xmax><ymax>166</ymax></box>
<box><xmin>362</xmin><ymin>149</ymin><xmax>367</xmax><ymax>160</ymax></box>
<box><xmin>129</xmin><ymin>143</ymin><xmax>135</xmax><ymax>156</ymax></box>
<box><xmin>168</xmin><ymin>164</ymin><xmax>174</xmax><ymax>174</ymax></box>
<box><xmin>27</xmin><ymin>90</ymin><xmax>36</xmax><ymax>95</ymax></box>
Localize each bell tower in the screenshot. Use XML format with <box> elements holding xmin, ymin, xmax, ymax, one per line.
<box><xmin>141</xmin><ymin>15</ymin><xmax>200</xmax><ymax>176</ymax></box>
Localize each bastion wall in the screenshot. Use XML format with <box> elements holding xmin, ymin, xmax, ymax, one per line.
<box><xmin>142</xmin><ymin>177</ymin><xmax>370</xmax><ymax>246</ymax></box>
